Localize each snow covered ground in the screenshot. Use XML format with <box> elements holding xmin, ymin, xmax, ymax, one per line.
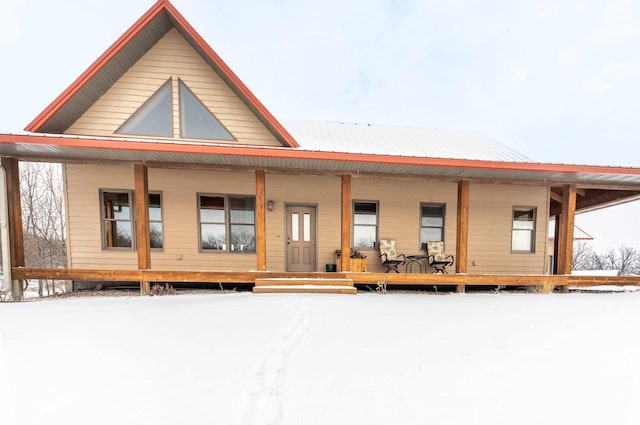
<box><xmin>1</xmin><ymin>291</ymin><xmax>640</xmax><ymax>425</ymax></box>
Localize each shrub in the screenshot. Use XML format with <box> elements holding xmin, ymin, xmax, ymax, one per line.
<box><xmin>150</xmin><ymin>283</ymin><xmax>176</xmax><ymax>296</ymax></box>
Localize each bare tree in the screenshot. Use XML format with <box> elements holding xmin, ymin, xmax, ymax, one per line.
<box><xmin>572</xmin><ymin>241</ymin><xmax>593</xmax><ymax>270</ymax></box>
<box><xmin>617</xmin><ymin>246</ymin><xmax>640</xmax><ymax>276</ymax></box>
<box><xmin>572</xmin><ymin>242</ymin><xmax>640</xmax><ymax>276</ymax></box>
<box><xmin>20</xmin><ymin>162</ymin><xmax>66</xmax><ymax>296</ymax></box>
<box><xmin>590</xmin><ymin>249</ymin><xmax>615</xmax><ymax>271</ymax></box>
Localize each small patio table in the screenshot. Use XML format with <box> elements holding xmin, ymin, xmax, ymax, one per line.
<box><xmin>404</xmin><ymin>254</ymin><xmax>428</xmax><ymax>273</ymax></box>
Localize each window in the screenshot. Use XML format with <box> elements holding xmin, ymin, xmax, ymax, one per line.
<box><xmin>229</xmin><ymin>197</ymin><xmax>256</xmax><ymax>252</ymax></box>
<box><xmin>420</xmin><ymin>203</ymin><xmax>445</xmax><ymax>247</ymax></box>
<box><xmin>200</xmin><ymin>195</ymin><xmax>225</xmax><ymax>250</ymax></box>
<box><xmin>115</xmin><ymin>78</ymin><xmax>236</xmax><ymax>140</ymax></box>
<box><xmin>179</xmin><ymin>80</ymin><xmax>234</xmax><ymax>140</ymax></box>
<box><xmin>116</xmin><ymin>79</ymin><xmax>173</xmax><ymax>137</ymax></box>
<box><xmin>101</xmin><ymin>191</ymin><xmax>163</xmax><ymax>250</ymax></box>
<box><xmin>149</xmin><ymin>193</ymin><xmax>163</xmax><ymax>249</ymax></box>
<box><xmin>102</xmin><ymin>191</ymin><xmax>133</xmax><ymax>249</ymax></box>
<box><xmin>199</xmin><ymin>195</ymin><xmax>256</xmax><ymax>252</ymax></box>
<box><xmin>353</xmin><ymin>201</ymin><xmax>378</xmax><ymax>248</ymax></box>
<box><xmin>512</xmin><ymin>207</ymin><xmax>536</xmax><ymax>252</ymax></box>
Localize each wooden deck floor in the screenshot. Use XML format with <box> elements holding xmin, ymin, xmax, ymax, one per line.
<box><xmin>11</xmin><ymin>267</ymin><xmax>640</xmax><ymax>291</ymax></box>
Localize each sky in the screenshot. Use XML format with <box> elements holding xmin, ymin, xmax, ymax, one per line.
<box><xmin>0</xmin><ymin>0</ymin><xmax>639</xmax><ymax>251</ymax></box>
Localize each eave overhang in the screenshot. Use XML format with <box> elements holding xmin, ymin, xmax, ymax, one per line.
<box><xmin>24</xmin><ymin>0</ymin><xmax>298</xmax><ymax>148</ymax></box>
<box><xmin>2</xmin><ymin>133</ymin><xmax>640</xmax><ymax>190</ymax></box>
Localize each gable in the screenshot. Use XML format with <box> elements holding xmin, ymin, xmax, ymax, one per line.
<box><xmin>67</xmin><ymin>29</ymin><xmax>281</xmax><ymax>146</ymax></box>
<box><xmin>26</xmin><ymin>0</ymin><xmax>298</xmax><ymax>147</ymax></box>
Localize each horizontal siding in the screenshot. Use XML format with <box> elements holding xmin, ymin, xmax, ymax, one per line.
<box><xmin>467</xmin><ymin>183</ymin><xmax>548</xmax><ymax>274</ymax></box>
<box><xmin>65</xmin><ymin>164</ymin><xmax>550</xmax><ymax>275</ymax></box>
<box><xmin>148</xmin><ymin>167</ymin><xmax>257</xmax><ymax>270</ymax></box>
<box><xmin>65</xmin><ymin>164</ymin><xmax>137</xmax><ymax>269</ymax></box>
<box><xmin>265</xmin><ymin>174</ymin><xmax>342</xmax><ymax>272</ymax></box>
<box><xmin>66</xmin><ymin>28</ymin><xmax>280</xmax><ymax>147</ymax></box>
<box><xmin>352</xmin><ymin>177</ymin><xmax>458</xmax><ymax>273</ymax></box>
<box><xmin>65</xmin><ymin>164</ymin><xmax>257</xmax><ymax>271</ymax></box>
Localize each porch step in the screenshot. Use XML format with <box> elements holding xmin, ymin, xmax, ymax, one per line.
<box><xmin>253</xmin><ymin>278</ymin><xmax>357</xmax><ymax>294</ymax></box>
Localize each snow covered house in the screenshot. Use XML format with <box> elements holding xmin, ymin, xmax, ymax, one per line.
<box><xmin>1</xmin><ymin>0</ymin><xmax>640</xmax><ymax>297</ymax></box>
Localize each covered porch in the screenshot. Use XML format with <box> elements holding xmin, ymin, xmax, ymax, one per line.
<box><xmin>1</xmin><ymin>141</ymin><xmax>640</xmax><ymax>297</ymax></box>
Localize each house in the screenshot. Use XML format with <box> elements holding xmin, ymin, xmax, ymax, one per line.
<box><xmin>1</xmin><ymin>0</ymin><xmax>640</xmax><ymax>298</ymax></box>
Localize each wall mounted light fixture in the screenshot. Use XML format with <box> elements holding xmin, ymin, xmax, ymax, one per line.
<box><xmin>267</xmin><ymin>200</ymin><xmax>274</xmax><ymax>211</ymax></box>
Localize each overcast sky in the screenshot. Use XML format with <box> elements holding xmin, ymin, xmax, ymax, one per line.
<box><xmin>0</xmin><ymin>0</ymin><xmax>638</xmax><ymax>251</ymax></box>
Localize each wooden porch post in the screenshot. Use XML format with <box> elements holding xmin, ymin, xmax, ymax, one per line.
<box><xmin>552</xmin><ymin>213</ymin><xmax>561</xmax><ymax>275</ymax></box>
<box><xmin>341</xmin><ymin>174</ymin><xmax>352</xmax><ymax>272</ymax></box>
<box><xmin>255</xmin><ymin>170</ymin><xmax>267</xmax><ymax>271</ymax></box>
<box><xmin>1</xmin><ymin>157</ymin><xmax>25</xmax><ymax>300</ymax></box>
<box><xmin>557</xmin><ymin>185</ymin><xmax>577</xmax><ymax>276</ymax></box>
<box><xmin>134</xmin><ymin>164</ymin><xmax>151</xmax><ymax>295</ymax></box>
<box><xmin>556</xmin><ymin>212</ymin><xmax>566</xmax><ymax>276</ymax></box>
<box><xmin>456</xmin><ymin>180</ymin><xmax>470</xmax><ymax>292</ymax></box>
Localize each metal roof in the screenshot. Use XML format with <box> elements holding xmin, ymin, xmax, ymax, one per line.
<box><xmin>283</xmin><ymin>120</ymin><xmax>531</xmax><ymax>162</ymax></box>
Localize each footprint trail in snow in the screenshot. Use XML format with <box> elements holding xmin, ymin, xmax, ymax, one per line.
<box><xmin>245</xmin><ymin>296</ymin><xmax>311</xmax><ymax>425</ymax></box>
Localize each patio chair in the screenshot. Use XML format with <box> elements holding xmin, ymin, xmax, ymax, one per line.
<box><xmin>379</xmin><ymin>239</ymin><xmax>406</xmax><ymax>273</ymax></box>
<box><xmin>426</xmin><ymin>241</ymin><xmax>454</xmax><ymax>274</ymax></box>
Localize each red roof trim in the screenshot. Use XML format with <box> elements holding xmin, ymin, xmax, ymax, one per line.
<box><xmin>24</xmin><ymin>0</ymin><xmax>299</xmax><ymax>148</ymax></box>
<box><xmin>4</xmin><ymin>133</ymin><xmax>640</xmax><ymax>177</ymax></box>
<box><xmin>25</xmin><ymin>0</ymin><xmax>166</xmax><ymax>133</ymax></box>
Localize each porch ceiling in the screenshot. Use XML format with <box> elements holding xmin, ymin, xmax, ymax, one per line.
<box><xmin>550</xmin><ymin>187</ymin><xmax>640</xmax><ymax>215</ymax></box>
<box><xmin>2</xmin><ymin>133</ymin><xmax>640</xmax><ymax>191</ymax></box>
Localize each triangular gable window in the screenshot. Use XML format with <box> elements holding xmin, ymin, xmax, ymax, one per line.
<box><xmin>179</xmin><ymin>80</ymin><xmax>234</xmax><ymax>141</ymax></box>
<box><xmin>116</xmin><ymin>79</ymin><xmax>173</xmax><ymax>137</ymax></box>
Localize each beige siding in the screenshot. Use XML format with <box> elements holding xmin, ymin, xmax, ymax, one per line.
<box><xmin>65</xmin><ymin>164</ymin><xmax>137</xmax><ymax>269</ymax></box>
<box><xmin>148</xmin><ymin>167</ymin><xmax>258</xmax><ymax>270</ymax></box>
<box><xmin>265</xmin><ymin>174</ymin><xmax>342</xmax><ymax>272</ymax></box>
<box><xmin>352</xmin><ymin>177</ymin><xmax>459</xmax><ymax>273</ymax></box>
<box><xmin>467</xmin><ymin>183</ymin><xmax>549</xmax><ymax>274</ymax></box>
<box><xmin>65</xmin><ymin>164</ymin><xmax>549</xmax><ymax>274</ymax></box>
<box><xmin>65</xmin><ymin>164</ymin><xmax>257</xmax><ymax>271</ymax></box>
<box><xmin>66</xmin><ymin>28</ymin><xmax>281</xmax><ymax>147</ymax></box>
<box><xmin>265</xmin><ymin>175</ymin><xmax>459</xmax><ymax>273</ymax></box>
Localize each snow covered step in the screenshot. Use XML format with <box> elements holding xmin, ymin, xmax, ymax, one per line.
<box><xmin>254</xmin><ymin>278</ymin><xmax>354</xmax><ymax>287</ymax></box>
<box><xmin>253</xmin><ymin>284</ymin><xmax>357</xmax><ymax>295</ymax></box>
<box><xmin>253</xmin><ymin>278</ymin><xmax>356</xmax><ymax>294</ymax></box>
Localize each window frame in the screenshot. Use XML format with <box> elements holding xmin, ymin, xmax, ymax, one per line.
<box><xmin>178</xmin><ymin>79</ymin><xmax>236</xmax><ymax>141</ymax></box>
<box><xmin>148</xmin><ymin>191</ymin><xmax>164</xmax><ymax>251</ymax></box>
<box><xmin>511</xmin><ymin>206</ymin><xmax>537</xmax><ymax>253</ymax></box>
<box><xmin>100</xmin><ymin>190</ymin><xmax>166</xmax><ymax>251</ymax></box>
<box><xmin>419</xmin><ymin>203</ymin><xmax>446</xmax><ymax>249</ymax></box>
<box><xmin>352</xmin><ymin>200</ymin><xmax>379</xmax><ymax>250</ymax></box>
<box><xmin>100</xmin><ymin>189</ymin><xmax>135</xmax><ymax>251</ymax></box>
<box><xmin>197</xmin><ymin>193</ymin><xmax>256</xmax><ymax>254</ymax></box>
<box><xmin>115</xmin><ymin>78</ymin><xmax>174</xmax><ymax>138</ymax></box>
